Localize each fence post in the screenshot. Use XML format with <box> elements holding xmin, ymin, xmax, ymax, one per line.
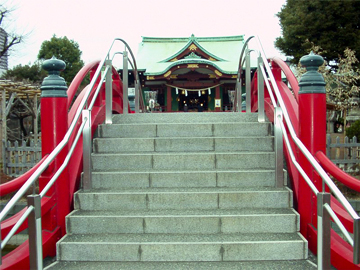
<box><xmin>298</xmin><ymin>52</ymin><xmax>327</xmax><ymax>239</ymax></box>
<box><xmin>39</xmin><ymin>56</ymin><xmax>70</xmax><ymax>235</ymax></box>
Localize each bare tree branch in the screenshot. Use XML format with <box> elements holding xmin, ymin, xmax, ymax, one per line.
<box><xmin>0</xmin><ymin>4</ymin><xmax>24</xmax><ymax>59</ymax></box>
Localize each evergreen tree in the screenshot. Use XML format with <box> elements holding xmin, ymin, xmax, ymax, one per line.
<box><xmin>38</xmin><ymin>35</ymin><xmax>84</xmax><ymax>84</ymax></box>
<box><xmin>275</xmin><ymin>0</ymin><xmax>360</xmax><ymax>66</ymax></box>
<box><xmin>1</xmin><ymin>62</ymin><xmax>46</xmax><ymax>84</ymax></box>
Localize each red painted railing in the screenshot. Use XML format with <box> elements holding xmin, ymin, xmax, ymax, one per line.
<box><xmin>2</xmin><ymin>38</ymin><xmax>360</xmax><ymax>270</ymax></box>
<box><xmin>0</xmin><ymin>60</ymin><xmax>124</xmax><ymax>270</ymax></box>
<box><xmin>260</xmin><ymin>57</ymin><xmax>360</xmax><ymax>270</ymax></box>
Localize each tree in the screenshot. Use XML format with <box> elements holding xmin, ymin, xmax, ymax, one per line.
<box><xmin>1</xmin><ymin>62</ymin><xmax>46</xmax><ymax>84</ymax></box>
<box><xmin>275</xmin><ymin>0</ymin><xmax>360</xmax><ymax>66</ymax></box>
<box><xmin>37</xmin><ymin>35</ymin><xmax>84</xmax><ymax>84</ymax></box>
<box><xmin>296</xmin><ymin>44</ymin><xmax>360</xmax><ymax>135</ymax></box>
<box><xmin>0</xmin><ymin>4</ymin><xmax>25</xmax><ymax>59</ymax></box>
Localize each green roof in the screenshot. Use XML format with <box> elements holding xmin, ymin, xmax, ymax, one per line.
<box><xmin>137</xmin><ymin>34</ymin><xmax>254</xmax><ymax>76</ymax></box>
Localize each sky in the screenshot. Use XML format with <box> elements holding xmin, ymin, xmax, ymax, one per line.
<box><xmin>4</xmin><ymin>0</ymin><xmax>287</xmax><ymax>69</ymax></box>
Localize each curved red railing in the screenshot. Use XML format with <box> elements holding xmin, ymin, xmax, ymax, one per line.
<box><xmin>316</xmin><ymin>151</ymin><xmax>360</xmax><ymax>193</ymax></box>
<box><xmin>0</xmin><ymin>155</ymin><xmax>49</xmax><ymax>196</ymax></box>
<box><xmin>257</xmin><ymin>57</ymin><xmax>360</xmax><ymax>269</ymax></box>
<box><xmin>0</xmin><ymin>60</ymin><xmax>124</xmax><ymax>270</ymax></box>
<box><xmin>2</xmin><ymin>41</ymin><xmax>360</xmax><ymax>270</ymax></box>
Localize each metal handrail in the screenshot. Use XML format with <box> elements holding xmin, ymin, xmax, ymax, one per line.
<box><xmin>1</xmin><ymin>206</ymin><xmax>33</xmax><ymax>249</ymax></box>
<box><xmin>254</xmin><ymin>36</ymin><xmax>359</xmax><ymax>220</ymax></box>
<box><xmin>235</xmin><ymin>36</ymin><xmax>255</xmax><ymax>112</ymax></box>
<box><xmin>0</xmin><ymin>37</ymin><xmax>139</xmax><ymax>222</ymax></box>
<box><xmin>251</xmin><ymin>35</ymin><xmax>360</xmax><ymax>266</ymax></box>
<box><xmin>0</xmin><ymin>37</ymin><xmax>143</xmax><ymax>268</ymax></box>
<box><xmin>111</xmin><ymin>38</ymin><xmax>145</xmax><ymax>113</ymax></box>
<box><xmin>0</xmin><ymin>113</ymin><xmax>88</xmax><ymax>268</ymax></box>
<box><xmin>117</xmin><ymin>53</ymin><xmax>145</xmax><ymax>113</ymax></box>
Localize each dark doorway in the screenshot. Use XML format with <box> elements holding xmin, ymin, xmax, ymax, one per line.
<box><xmin>179</xmin><ymin>90</ymin><xmax>208</xmax><ymax>112</ymax></box>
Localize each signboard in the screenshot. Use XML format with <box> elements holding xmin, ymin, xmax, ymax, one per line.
<box><xmin>128</xmin><ymin>87</ymin><xmax>135</xmax><ymax>96</ymax></box>
<box><xmin>215</xmin><ymin>99</ymin><xmax>221</xmax><ymax>108</ymax></box>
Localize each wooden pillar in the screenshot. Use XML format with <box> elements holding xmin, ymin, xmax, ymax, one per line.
<box><xmin>167</xmin><ymin>86</ymin><xmax>172</xmax><ymax>112</ymax></box>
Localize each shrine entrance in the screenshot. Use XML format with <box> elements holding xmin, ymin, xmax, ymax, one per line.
<box><xmin>132</xmin><ymin>35</ymin><xmax>254</xmax><ymax>112</ymax></box>
<box><xmin>178</xmin><ymin>90</ymin><xmax>209</xmax><ymax>112</ymax></box>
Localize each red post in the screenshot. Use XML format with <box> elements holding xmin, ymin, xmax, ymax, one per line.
<box><xmin>167</xmin><ymin>86</ymin><xmax>172</xmax><ymax>112</ymax></box>
<box><xmin>298</xmin><ymin>52</ymin><xmax>326</xmax><ymax>241</ymax></box>
<box><xmin>39</xmin><ymin>57</ymin><xmax>70</xmax><ymax>236</ymax></box>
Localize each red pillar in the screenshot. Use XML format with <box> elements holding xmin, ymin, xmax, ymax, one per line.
<box><xmin>39</xmin><ymin>57</ymin><xmax>70</xmax><ymax>236</ymax></box>
<box><xmin>167</xmin><ymin>86</ymin><xmax>172</xmax><ymax>112</ymax></box>
<box><xmin>297</xmin><ymin>53</ymin><xmax>326</xmax><ymax>241</ymax></box>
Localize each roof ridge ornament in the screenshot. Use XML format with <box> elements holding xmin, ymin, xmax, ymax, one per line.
<box><xmin>184</xmin><ymin>52</ymin><xmax>201</xmax><ymax>59</ymax></box>
<box><xmin>190</xmin><ymin>34</ymin><xmax>196</xmax><ymax>41</ymax></box>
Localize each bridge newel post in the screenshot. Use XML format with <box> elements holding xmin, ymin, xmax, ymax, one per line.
<box><xmin>39</xmin><ymin>56</ymin><xmax>70</xmax><ymax>236</ymax></box>
<box><xmin>298</xmin><ymin>52</ymin><xmax>327</xmax><ymax>241</ymax></box>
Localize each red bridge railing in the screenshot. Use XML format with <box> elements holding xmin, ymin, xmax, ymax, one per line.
<box><xmin>0</xmin><ymin>37</ymin><xmax>143</xmax><ymax>269</ymax></box>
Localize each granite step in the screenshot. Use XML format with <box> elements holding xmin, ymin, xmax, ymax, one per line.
<box><xmin>74</xmin><ymin>187</ymin><xmax>292</xmax><ymax>211</ymax></box>
<box><xmin>66</xmin><ymin>208</ymin><xmax>299</xmax><ymax>235</ymax></box>
<box><xmin>55</xmin><ymin>233</ymin><xmax>308</xmax><ymax>262</ymax></box>
<box><xmin>91</xmin><ymin>152</ymin><xmax>275</xmax><ymax>171</ymax></box>
<box><xmin>97</xmin><ymin>122</ymin><xmax>272</xmax><ymax>138</ymax></box>
<box><xmin>93</xmin><ymin>136</ymin><xmax>274</xmax><ymax>153</ymax></box>
<box><xmin>90</xmin><ymin>170</ymin><xmax>276</xmax><ymax>189</ymax></box>
<box><xmin>45</xmin><ymin>260</ymin><xmax>316</xmax><ymax>270</ymax></box>
<box><xmin>111</xmin><ymin>112</ymin><xmax>260</xmax><ymax>124</ymax></box>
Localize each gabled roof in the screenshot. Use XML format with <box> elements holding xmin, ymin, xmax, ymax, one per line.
<box><xmin>136</xmin><ymin>34</ymin><xmax>247</xmax><ymax>76</ymax></box>
<box><xmin>159</xmin><ymin>34</ymin><xmax>226</xmax><ymax>63</ymax></box>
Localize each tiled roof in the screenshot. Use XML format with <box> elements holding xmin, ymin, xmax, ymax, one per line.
<box><xmin>137</xmin><ymin>34</ymin><xmax>256</xmax><ymax>76</ymax></box>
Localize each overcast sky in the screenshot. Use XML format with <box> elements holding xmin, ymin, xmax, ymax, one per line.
<box><xmin>5</xmin><ymin>0</ymin><xmax>287</xmax><ymax>69</ymax></box>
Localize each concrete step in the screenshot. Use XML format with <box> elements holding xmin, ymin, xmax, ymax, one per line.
<box><xmin>97</xmin><ymin>122</ymin><xmax>272</xmax><ymax>138</ymax></box>
<box><xmin>112</xmin><ymin>112</ymin><xmax>260</xmax><ymax>124</ymax></box>
<box><xmin>66</xmin><ymin>208</ymin><xmax>299</xmax><ymax>235</ymax></box>
<box><xmin>90</xmin><ymin>170</ymin><xmax>276</xmax><ymax>189</ymax></box>
<box><xmin>74</xmin><ymin>187</ymin><xmax>292</xmax><ymax>211</ymax></box>
<box><xmin>93</xmin><ymin>136</ymin><xmax>274</xmax><ymax>153</ymax></box>
<box><xmin>45</xmin><ymin>260</ymin><xmax>317</xmax><ymax>270</ymax></box>
<box><xmin>55</xmin><ymin>233</ymin><xmax>308</xmax><ymax>262</ymax></box>
<box><xmin>91</xmin><ymin>152</ymin><xmax>275</xmax><ymax>171</ymax></box>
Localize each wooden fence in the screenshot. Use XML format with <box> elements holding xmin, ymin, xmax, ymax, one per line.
<box><xmin>2</xmin><ymin>139</ymin><xmax>41</xmax><ymax>177</ymax></box>
<box><xmin>2</xmin><ymin>133</ymin><xmax>359</xmax><ymax>177</ymax></box>
<box><xmin>326</xmin><ymin>134</ymin><xmax>360</xmax><ymax>171</ymax></box>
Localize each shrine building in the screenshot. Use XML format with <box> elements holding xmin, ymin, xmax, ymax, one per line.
<box><xmin>126</xmin><ymin>34</ymin><xmax>256</xmax><ymax>112</ymax></box>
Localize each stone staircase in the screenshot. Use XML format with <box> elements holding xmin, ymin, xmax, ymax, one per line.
<box><xmin>46</xmin><ymin>112</ymin><xmax>316</xmax><ymax>269</ymax></box>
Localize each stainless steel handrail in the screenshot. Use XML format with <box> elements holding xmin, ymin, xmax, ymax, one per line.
<box><xmin>236</xmin><ymin>36</ymin><xmax>255</xmax><ymax>112</ymax></box>
<box><xmin>251</xmin><ymin>35</ymin><xmax>360</xmax><ymax>267</ymax></box>
<box><xmin>254</xmin><ymin>36</ymin><xmax>359</xmax><ymax>220</ymax></box>
<box><xmin>0</xmin><ymin>37</ymin><xmax>143</xmax><ymax>268</ymax></box>
<box><xmin>1</xmin><ymin>206</ymin><xmax>33</xmax><ymax>249</ymax></box>
<box><xmin>0</xmin><ymin>37</ymin><xmax>139</xmax><ymax>222</ymax></box>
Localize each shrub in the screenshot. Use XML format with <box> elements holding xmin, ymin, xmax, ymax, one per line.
<box><xmin>346</xmin><ymin>120</ymin><xmax>360</xmax><ymax>141</ymax></box>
